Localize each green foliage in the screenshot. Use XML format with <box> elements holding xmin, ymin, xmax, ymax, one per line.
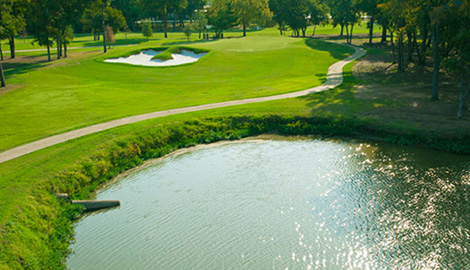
<box><xmin>63</xmin><ymin>25</ymin><xmax>74</xmax><ymax>45</ymax></box>
<box><xmin>232</xmin><ymin>0</ymin><xmax>272</xmax><ymax>36</ymax></box>
<box><xmin>207</xmin><ymin>0</ymin><xmax>238</xmax><ymax>38</ymax></box>
<box><xmin>184</xmin><ymin>24</ymin><xmax>192</xmax><ymax>41</ymax></box>
<box><xmin>137</xmin><ymin>0</ymin><xmax>187</xmax><ymax>37</ymax></box>
<box><xmin>141</xmin><ymin>19</ymin><xmax>153</xmax><ymax>40</ymax></box>
<box><xmin>193</xmin><ymin>10</ymin><xmax>208</xmax><ymax>38</ymax></box>
<box><xmin>0</xmin><ymin>0</ymin><xmax>27</xmax><ymax>47</ymax></box>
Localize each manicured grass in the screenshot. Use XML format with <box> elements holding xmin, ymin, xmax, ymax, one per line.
<box><xmin>0</xmin><ymin>32</ymin><xmax>353</xmax><ymax>152</ymax></box>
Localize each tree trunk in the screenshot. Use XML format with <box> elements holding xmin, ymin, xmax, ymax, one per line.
<box><xmin>458</xmin><ymin>74</ymin><xmax>466</xmax><ymax>118</ymax></box>
<box><xmin>47</xmin><ymin>43</ymin><xmax>51</xmax><ymax>61</ymax></box>
<box><xmin>0</xmin><ymin>44</ymin><xmax>3</xmax><ymax>61</ymax></box>
<box><xmin>413</xmin><ymin>32</ymin><xmax>422</xmax><ymax>65</ymax></box>
<box><xmin>350</xmin><ymin>24</ymin><xmax>354</xmax><ymax>44</ymax></box>
<box><xmin>312</xmin><ymin>25</ymin><xmax>317</xmax><ymax>36</ymax></box>
<box><xmin>463</xmin><ymin>83</ymin><xmax>470</xmax><ymax>111</ymax></box>
<box><xmin>57</xmin><ymin>37</ymin><xmax>61</xmax><ymax>59</ymax></box>
<box><xmin>302</xmin><ymin>28</ymin><xmax>306</xmax><ymax>37</ymax></box>
<box><xmin>390</xmin><ymin>29</ymin><xmax>396</xmax><ymax>63</ymax></box>
<box><xmin>406</xmin><ymin>31</ymin><xmax>413</xmax><ymax>62</ymax></box>
<box><xmin>340</xmin><ymin>24</ymin><xmax>344</xmax><ymax>37</ymax></box>
<box><xmin>243</xmin><ymin>23</ymin><xmax>246</xmax><ymax>36</ymax></box>
<box><xmin>345</xmin><ymin>24</ymin><xmax>349</xmax><ymax>43</ymax></box>
<box><xmin>369</xmin><ymin>16</ymin><xmax>374</xmax><ymax>44</ymax></box>
<box><xmin>64</xmin><ymin>43</ymin><xmax>67</xmax><ymax>58</ymax></box>
<box><xmin>0</xmin><ymin>61</ymin><xmax>5</xmax><ymax>87</ymax></box>
<box><xmin>398</xmin><ymin>34</ymin><xmax>404</xmax><ymax>71</ymax></box>
<box><xmin>431</xmin><ymin>24</ymin><xmax>440</xmax><ymax>101</ymax></box>
<box><xmin>102</xmin><ymin>5</ymin><xmax>107</xmax><ymax>53</ymax></box>
<box><xmin>419</xmin><ymin>29</ymin><xmax>428</xmax><ymax>65</ymax></box>
<box><xmin>8</xmin><ymin>36</ymin><xmax>15</xmax><ymax>59</ymax></box>
<box><xmin>381</xmin><ymin>24</ymin><xmax>387</xmax><ymax>42</ymax></box>
<box><xmin>163</xmin><ymin>9</ymin><xmax>168</xmax><ymax>38</ymax></box>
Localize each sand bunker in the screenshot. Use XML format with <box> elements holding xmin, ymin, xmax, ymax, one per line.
<box><xmin>105</xmin><ymin>50</ymin><xmax>207</xmax><ymax>66</ymax></box>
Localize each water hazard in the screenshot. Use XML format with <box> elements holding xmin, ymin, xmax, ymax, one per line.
<box><xmin>67</xmin><ymin>137</ymin><xmax>470</xmax><ymax>269</ymax></box>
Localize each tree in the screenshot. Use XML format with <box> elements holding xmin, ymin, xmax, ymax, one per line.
<box><xmin>0</xmin><ymin>0</ymin><xmax>28</xmax><ymax>59</ymax></box>
<box><xmin>28</xmin><ymin>0</ymin><xmax>55</xmax><ymax>61</ymax></box>
<box><xmin>308</xmin><ymin>0</ymin><xmax>329</xmax><ymax>36</ymax></box>
<box><xmin>439</xmin><ymin>0</ymin><xmax>470</xmax><ymax>118</ymax></box>
<box><xmin>50</xmin><ymin>0</ymin><xmax>92</xmax><ymax>59</ymax></box>
<box><xmin>232</xmin><ymin>0</ymin><xmax>272</xmax><ymax>36</ymax></box>
<box><xmin>194</xmin><ymin>10</ymin><xmax>208</xmax><ymax>39</ymax></box>
<box><xmin>357</xmin><ymin>0</ymin><xmax>381</xmax><ymax>44</ymax></box>
<box><xmin>105</xmin><ymin>25</ymin><xmax>115</xmax><ymax>48</ymax></box>
<box><xmin>141</xmin><ymin>19</ymin><xmax>152</xmax><ymax>41</ymax></box>
<box><xmin>81</xmin><ymin>0</ymin><xmax>126</xmax><ymax>53</ymax></box>
<box><xmin>269</xmin><ymin>0</ymin><xmax>289</xmax><ymax>35</ymax></box>
<box><xmin>82</xmin><ymin>1</ymin><xmax>105</xmax><ymax>41</ymax></box>
<box><xmin>184</xmin><ymin>24</ymin><xmax>192</xmax><ymax>41</ymax></box>
<box><xmin>271</xmin><ymin>0</ymin><xmax>310</xmax><ymax>37</ymax></box>
<box><xmin>326</xmin><ymin>0</ymin><xmax>359</xmax><ymax>43</ymax></box>
<box><xmin>185</xmin><ymin>0</ymin><xmax>205</xmax><ymax>22</ymax></box>
<box><xmin>379</xmin><ymin>0</ymin><xmax>407</xmax><ymax>70</ymax></box>
<box><xmin>112</xmin><ymin>0</ymin><xmax>142</xmax><ymax>31</ymax></box>
<box><xmin>207</xmin><ymin>0</ymin><xmax>238</xmax><ymax>39</ymax></box>
<box><xmin>0</xmin><ymin>61</ymin><xmax>5</xmax><ymax>87</ymax></box>
<box><xmin>105</xmin><ymin>6</ymin><xmax>127</xmax><ymax>33</ymax></box>
<box><xmin>62</xmin><ymin>25</ymin><xmax>74</xmax><ymax>57</ymax></box>
<box><xmin>138</xmin><ymin>0</ymin><xmax>187</xmax><ymax>38</ymax></box>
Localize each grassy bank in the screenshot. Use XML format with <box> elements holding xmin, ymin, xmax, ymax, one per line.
<box><xmin>1</xmin><ymin>113</ymin><xmax>469</xmax><ymax>269</ymax></box>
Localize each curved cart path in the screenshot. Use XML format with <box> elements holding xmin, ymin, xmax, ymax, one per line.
<box><xmin>0</xmin><ymin>44</ymin><xmax>366</xmax><ymax>164</ymax></box>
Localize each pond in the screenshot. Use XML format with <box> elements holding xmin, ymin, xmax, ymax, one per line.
<box><xmin>67</xmin><ymin>137</ymin><xmax>470</xmax><ymax>269</ymax></box>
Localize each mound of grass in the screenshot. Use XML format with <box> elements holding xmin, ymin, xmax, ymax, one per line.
<box><xmin>151</xmin><ymin>50</ymin><xmax>173</xmax><ymax>61</ymax></box>
<box><xmin>104</xmin><ymin>46</ymin><xmax>168</xmax><ymax>60</ymax></box>
<box><xmin>150</xmin><ymin>46</ymin><xmax>210</xmax><ymax>61</ymax></box>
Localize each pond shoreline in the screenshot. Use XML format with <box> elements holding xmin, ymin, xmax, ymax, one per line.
<box><xmin>1</xmin><ymin>115</ymin><xmax>470</xmax><ymax>269</ymax></box>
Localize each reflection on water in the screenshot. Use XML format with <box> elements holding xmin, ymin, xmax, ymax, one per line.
<box><xmin>67</xmin><ymin>137</ymin><xmax>470</xmax><ymax>269</ymax></box>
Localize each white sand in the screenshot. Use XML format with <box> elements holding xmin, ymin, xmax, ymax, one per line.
<box><xmin>105</xmin><ymin>50</ymin><xmax>207</xmax><ymax>66</ymax></box>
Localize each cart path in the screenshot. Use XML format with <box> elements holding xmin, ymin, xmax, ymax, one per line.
<box><xmin>0</xmin><ymin>44</ymin><xmax>366</xmax><ymax>163</ymax></box>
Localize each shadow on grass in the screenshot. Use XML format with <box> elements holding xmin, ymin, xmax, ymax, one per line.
<box><xmin>299</xmin><ymin>71</ymin><xmax>372</xmax><ymax>117</ymax></box>
<box><xmin>305</xmin><ymin>39</ymin><xmax>355</xmax><ymax>60</ymax></box>
<box><xmin>78</xmin><ymin>38</ymin><xmax>151</xmax><ymax>47</ymax></box>
<box><xmin>3</xmin><ymin>58</ymin><xmax>48</xmax><ymax>77</ymax></box>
